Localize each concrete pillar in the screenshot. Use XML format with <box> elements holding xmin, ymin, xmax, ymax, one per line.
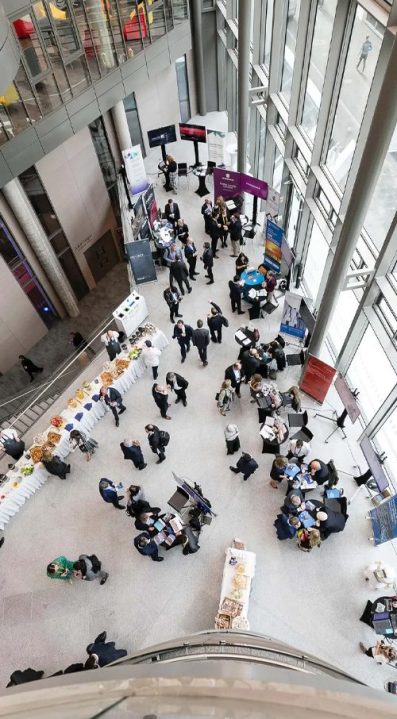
<box><xmin>308</xmin><ymin>33</ymin><xmax>397</xmax><ymax>358</ymax></box>
<box><xmin>111</xmin><ymin>101</ymin><xmax>132</xmax><ymax>154</ymax></box>
<box><xmin>237</xmin><ymin>0</ymin><xmax>252</xmax><ymax>173</ymax></box>
<box><xmin>2</xmin><ymin>178</ymin><xmax>79</xmax><ymax>318</ymax></box>
<box><xmin>189</xmin><ymin>0</ymin><xmax>207</xmax><ymax>116</ymax></box>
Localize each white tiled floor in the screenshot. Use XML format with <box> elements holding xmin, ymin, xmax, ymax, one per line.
<box><xmin>1</xmin><ymin>119</ymin><xmax>396</xmax><ymax>690</ymax></box>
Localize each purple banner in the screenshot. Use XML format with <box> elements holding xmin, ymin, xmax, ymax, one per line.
<box><xmin>213</xmin><ymin>168</ymin><xmax>241</xmax><ymax>200</ymax></box>
<box><xmin>240</xmin><ymin>173</ymin><xmax>268</xmax><ymax>200</ymax></box>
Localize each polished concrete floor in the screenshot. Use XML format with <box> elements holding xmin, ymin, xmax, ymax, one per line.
<box><xmin>0</xmin><ymin>125</ymin><xmax>396</xmax><ymax>691</ymax></box>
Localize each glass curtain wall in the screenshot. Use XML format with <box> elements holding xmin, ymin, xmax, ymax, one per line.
<box><xmin>123</xmin><ymin>92</ymin><xmax>145</xmax><ymax>153</ymax></box>
<box><xmin>280</xmin><ymin>0</ymin><xmax>301</xmax><ymax>105</ymax></box>
<box><xmin>175</xmin><ymin>55</ymin><xmax>191</xmax><ymax>122</ymax></box>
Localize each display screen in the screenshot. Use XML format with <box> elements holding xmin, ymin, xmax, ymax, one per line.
<box><xmin>179</xmin><ymin>123</ymin><xmax>207</xmax><ymax>143</ymax></box>
<box><xmin>147</xmin><ymin>125</ymin><xmax>177</xmax><ymax>148</ymax></box>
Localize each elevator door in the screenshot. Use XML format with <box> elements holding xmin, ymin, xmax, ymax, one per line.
<box><xmin>84</xmin><ymin>231</ymin><xmax>119</xmax><ymax>283</ymax></box>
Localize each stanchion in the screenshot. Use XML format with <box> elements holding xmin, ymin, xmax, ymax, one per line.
<box><xmin>314</xmin><ymin>408</ymin><xmax>348</xmax><ymax>443</ymax></box>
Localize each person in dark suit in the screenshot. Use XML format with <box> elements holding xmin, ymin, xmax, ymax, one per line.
<box><xmin>152</xmin><ymin>384</ymin><xmax>171</xmax><ymax>420</ymax></box>
<box><xmin>172</xmin><ymin>320</ymin><xmax>193</xmax><ymax>363</ymax></box>
<box><xmin>163</xmin><ymin>286</ymin><xmax>182</xmax><ymax>323</ymax></box>
<box><xmin>134</xmin><ymin>510</ymin><xmax>160</xmax><ymax>533</ymax></box>
<box><xmin>201</xmin><ymin>242</ymin><xmax>214</xmax><ymax>284</ymax></box>
<box><xmin>309</xmin><ymin>459</ymin><xmax>330</xmax><ymax>485</ymax></box>
<box><xmin>207</xmin><ymin>301</ymin><xmax>229</xmax><ymax>343</ymax></box>
<box><xmin>228</xmin><ymin>275</ymin><xmax>245</xmax><ymax>314</ymax></box>
<box><xmin>145</xmin><ymin>424</ymin><xmax>167</xmax><ymax>463</ymax></box>
<box><xmin>229</xmin><ymin>452</ymin><xmax>259</xmax><ymax>481</ymax></box>
<box><xmin>134</xmin><ymin>531</ymin><xmax>164</xmax><ymax>561</ymax></box>
<box><xmin>120</xmin><ymin>439</ymin><xmax>147</xmax><ymax>470</ymax></box>
<box><xmin>19</xmin><ymin>354</ymin><xmax>43</xmax><ymax>382</ymax></box>
<box><xmin>86</xmin><ymin>631</ymin><xmax>128</xmax><ymax>667</ymax></box>
<box><xmin>224</xmin><ymin>361</ymin><xmax>242</xmax><ymax>398</ymax></box>
<box><xmin>209</xmin><ymin>211</ymin><xmax>222</xmax><ymax>257</ymax></box>
<box><xmin>100</xmin><ymin>385</ymin><xmax>126</xmax><ymax>427</ymax></box>
<box><xmin>316</xmin><ymin>506</ymin><xmax>348</xmax><ymax>540</ymax></box>
<box><xmin>164</xmin><ymin>199</ymin><xmax>180</xmax><ymax>232</ymax></box>
<box><xmin>170</xmin><ymin>259</ymin><xmax>192</xmax><ymax>296</ymax></box>
<box><xmin>229</xmin><ymin>212</ymin><xmax>243</xmax><ymax>256</ymax></box>
<box><xmin>99</xmin><ymin>478</ymin><xmax>125</xmax><ymax>509</ymax></box>
<box><xmin>201</xmin><ymin>198</ymin><xmax>213</xmax><ymax>234</ymax></box>
<box><xmin>166</xmin><ymin>372</ymin><xmax>188</xmax><ymax>406</ymax></box>
<box><xmin>240</xmin><ymin>348</ymin><xmax>260</xmax><ymax>382</ymax></box>
<box><xmin>184</xmin><ymin>238</ymin><xmax>200</xmax><ymax>279</ymax></box>
<box><xmin>192</xmin><ymin>319</ymin><xmax>210</xmax><ymax>366</ymax></box>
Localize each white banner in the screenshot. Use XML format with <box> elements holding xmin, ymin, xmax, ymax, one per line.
<box><xmin>265</xmin><ymin>187</ymin><xmax>280</xmax><ymax>222</ymax></box>
<box><xmin>207</xmin><ymin>129</ymin><xmax>226</xmax><ymax>166</ymax></box>
<box><xmin>122</xmin><ymin>145</ymin><xmax>149</xmax><ymax>197</ymax></box>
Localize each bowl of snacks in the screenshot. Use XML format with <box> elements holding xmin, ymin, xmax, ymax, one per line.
<box><xmin>50</xmin><ymin>416</ymin><xmax>64</xmax><ymax>428</ymax></box>
<box><xmin>20</xmin><ymin>465</ymin><xmax>34</xmax><ymax>477</ymax></box>
<box><xmin>30</xmin><ymin>446</ymin><xmax>44</xmax><ymax>464</ymax></box>
<box><xmin>47</xmin><ymin>431</ymin><xmax>61</xmax><ymax>445</ymax></box>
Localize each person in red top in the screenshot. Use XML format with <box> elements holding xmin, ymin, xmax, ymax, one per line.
<box><xmin>265</xmin><ymin>271</ymin><xmax>278</xmax><ymax>305</ymax></box>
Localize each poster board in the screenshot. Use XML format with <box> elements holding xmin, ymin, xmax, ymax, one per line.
<box><xmin>370</xmin><ymin>495</ymin><xmax>397</xmax><ymax>546</ymax></box>
<box><xmin>265</xmin><ymin>187</ymin><xmax>280</xmax><ymax>222</ymax></box>
<box><xmin>264</xmin><ymin>219</ymin><xmax>283</xmax><ymax>272</ymax></box>
<box><xmin>122</xmin><ymin>145</ymin><xmax>149</xmax><ymax>196</ymax></box>
<box><xmin>207</xmin><ymin>129</ymin><xmax>226</xmax><ymax>166</ymax></box>
<box><xmin>125</xmin><ymin>240</ymin><xmax>156</xmax><ymax>285</ymax></box>
<box><xmin>280</xmin><ymin>292</ymin><xmax>306</xmax><ymax>339</ymax></box>
<box><xmin>300</xmin><ymin>355</ymin><xmax>336</xmax><ymax>404</ymax></box>
<box><xmin>334</xmin><ymin>373</ymin><xmax>361</xmax><ymax>424</ymax></box>
<box><xmin>143</xmin><ymin>184</ymin><xmax>158</xmax><ymax>229</ymax></box>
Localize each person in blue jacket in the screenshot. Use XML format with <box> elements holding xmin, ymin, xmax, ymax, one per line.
<box><xmin>99</xmin><ymin>478</ymin><xmax>125</xmax><ymax>510</ymax></box>
<box><xmin>134</xmin><ymin>532</ymin><xmax>164</xmax><ymax>562</ymax></box>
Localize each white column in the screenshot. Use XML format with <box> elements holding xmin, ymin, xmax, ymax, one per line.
<box><xmin>2</xmin><ymin>178</ymin><xmax>79</xmax><ymax>318</ymax></box>
<box><xmin>111</xmin><ymin>101</ymin><xmax>132</xmax><ymax>154</ymax></box>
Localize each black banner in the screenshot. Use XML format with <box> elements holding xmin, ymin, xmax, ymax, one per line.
<box><xmin>125</xmin><ymin>240</ymin><xmax>157</xmax><ymax>285</ymax></box>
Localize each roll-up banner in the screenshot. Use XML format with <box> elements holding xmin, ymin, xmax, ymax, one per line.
<box><xmin>280</xmin><ymin>291</ymin><xmax>306</xmax><ymax>339</ymax></box>
<box><xmin>122</xmin><ymin>145</ymin><xmax>149</xmax><ymax>196</ymax></box>
<box><xmin>265</xmin><ymin>187</ymin><xmax>280</xmax><ymax>222</ymax></box>
<box><xmin>143</xmin><ymin>184</ymin><xmax>158</xmax><ymax>229</ymax></box>
<box><xmin>125</xmin><ymin>240</ymin><xmax>157</xmax><ymax>285</ymax></box>
<box><xmin>300</xmin><ymin>355</ymin><xmax>336</xmax><ymax>404</ymax></box>
<box><xmin>207</xmin><ymin>129</ymin><xmax>227</xmax><ymax>166</ymax></box>
<box><xmin>131</xmin><ymin>195</ymin><xmax>146</xmax><ymax>240</ymax></box>
<box><xmin>264</xmin><ymin>219</ymin><xmax>283</xmax><ymax>272</ymax></box>
<box><xmin>370</xmin><ymin>496</ymin><xmax>397</xmax><ymax>546</ymax></box>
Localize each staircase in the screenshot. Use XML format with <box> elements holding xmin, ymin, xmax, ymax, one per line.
<box><xmin>0</xmin><ymin>392</ymin><xmax>60</xmax><ymax>437</ymax></box>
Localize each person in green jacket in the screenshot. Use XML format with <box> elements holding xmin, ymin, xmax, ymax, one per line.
<box><xmin>47</xmin><ymin>556</ymin><xmax>75</xmax><ymax>580</ymax></box>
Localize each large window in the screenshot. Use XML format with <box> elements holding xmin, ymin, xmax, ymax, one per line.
<box><xmin>373</xmin><ymin>408</ymin><xmax>397</xmax><ymax>486</ymax></box>
<box><xmin>302</xmin><ymin>220</ymin><xmax>329</xmax><ymax>306</ymax></box>
<box><xmin>300</xmin><ymin>0</ymin><xmax>337</xmax><ymax>143</ymax></box>
<box><xmin>280</xmin><ymin>0</ymin><xmax>301</xmax><ymax>105</ymax></box>
<box><xmin>263</xmin><ymin>0</ymin><xmax>274</xmax><ymax>71</ymax></box>
<box><xmin>123</xmin><ymin>92</ymin><xmax>145</xmax><ymax>155</ymax></box>
<box><xmin>89</xmin><ymin>117</ymin><xmax>120</xmax><ymax>227</ymax></box>
<box><xmin>324</xmin><ymin>7</ymin><xmax>383</xmax><ymax>191</ymax></box>
<box><xmin>285</xmin><ymin>185</ymin><xmax>301</xmax><ymax>249</ymax></box>
<box><xmin>362</xmin><ymin>126</ymin><xmax>397</xmax><ymax>252</ymax></box>
<box><xmin>347</xmin><ymin>324</ymin><xmax>396</xmax><ymax>421</ymax></box>
<box><xmin>327</xmin><ymin>290</ymin><xmax>360</xmax><ymax>356</ymax></box>
<box><xmin>175</xmin><ymin>55</ymin><xmax>191</xmax><ymax>122</ymax></box>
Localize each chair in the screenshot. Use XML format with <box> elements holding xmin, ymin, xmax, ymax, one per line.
<box><xmin>262</xmin><ymin>302</ymin><xmax>277</xmax><ymax>316</ymax></box>
<box><xmin>286</xmin><ymin>350</ymin><xmax>305</xmax><ymax>367</ymax></box>
<box><xmin>287</xmin><ymin>409</ymin><xmax>308</xmax><ymax>428</ymax></box>
<box><xmin>249</xmin><ymin>304</ymin><xmax>261</xmax><ymax>321</ymax></box>
<box><xmin>275</xmin><ymin>334</ymin><xmax>286</xmax><ymax>349</ymax></box>
<box><xmin>291</xmin><ymin>426</ymin><xmax>314</xmax><ymax>442</ymax></box>
<box><xmin>177</xmin><ymin>163</ymin><xmax>189</xmax><ymax>187</ymax></box>
<box><xmin>326</xmin><ymin>459</ymin><xmax>339</xmax><ymax>488</ymax></box>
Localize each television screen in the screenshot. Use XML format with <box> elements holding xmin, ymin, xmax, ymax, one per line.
<box><xmin>300</xmin><ymin>299</ymin><xmax>316</xmax><ymax>333</ymax></box>
<box><xmin>179</xmin><ymin>123</ymin><xmax>207</xmax><ymax>143</ymax></box>
<box><xmin>360</xmin><ymin>436</ymin><xmax>389</xmax><ymax>492</ymax></box>
<box><xmin>147</xmin><ymin>125</ymin><xmax>177</xmax><ymax>148</ymax></box>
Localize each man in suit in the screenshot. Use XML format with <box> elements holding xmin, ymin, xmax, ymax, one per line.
<box><xmin>192</xmin><ymin>319</ymin><xmax>210</xmax><ymax>366</ymax></box>
<box><xmin>166</xmin><ymin>371</ymin><xmax>188</xmax><ymax>407</ymax></box>
<box><xmin>134</xmin><ymin>531</ymin><xmax>164</xmax><ymax>561</ymax></box>
<box><xmin>120</xmin><ymin>439</ymin><xmax>147</xmax><ymax>470</ymax></box>
<box><xmin>163</xmin><ymin>286</ymin><xmax>182</xmax><ymax>323</ymax></box>
<box><xmin>228</xmin><ymin>275</ymin><xmax>245</xmax><ymax>314</ymax></box>
<box><xmin>152</xmin><ymin>384</ymin><xmax>171</xmax><ymax>420</ymax></box>
<box><xmin>99</xmin><ymin>385</ymin><xmax>126</xmax><ymax>427</ymax></box>
<box><xmin>201</xmin><ymin>242</ymin><xmax>214</xmax><ymax>284</ymax></box>
<box><xmin>241</xmin><ymin>348</ymin><xmax>261</xmax><ymax>382</ymax></box>
<box><xmin>164</xmin><ymin>242</ymin><xmax>183</xmax><ymax>267</ymax></box>
<box><xmin>207</xmin><ymin>301</ymin><xmax>229</xmax><ymax>344</ymax></box>
<box><xmin>230</xmin><ymin>452</ymin><xmax>259</xmax><ymax>481</ymax></box>
<box><xmin>172</xmin><ymin>320</ymin><xmax>193</xmax><ymax>363</ymax></box>
<box><xmin>164</xmin><ymin>198</ymin><xmax>180</xmax><ymax>232</ymax></box>
<box><xmin>145</xmin><ymin>424</ymin><xmax>167</xmax><ymax>463</ymax></box>
<box><xmin>229</xmin><ymin>212</ymin><xmax>243</xmax><ymax>256</ymax></box>
<box><xmin>170</xmin><ymin>259</ymin><xmax>192</xmax><ymax>295</ymax></box>
<box><xmin>209</xmin><ymin>211</ymin><xmax>222</xmax><ymax>258</ymax></box>
<box><xmin>184</xmin><ymin>238</ymin><xmax>200</xmax><ymax>280</ymax></box>
<box><xmin>86</xmin><ymin>631</ymin><xmax>128</xmax><ymax>667</ymax></box>
<box><xmin>225</xmin><ymin>361</ymin><xmax>242</xmax><ymax>398</ymax></box>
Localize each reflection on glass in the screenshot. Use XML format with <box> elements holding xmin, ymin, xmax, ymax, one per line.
<box><xmin>301</xmin><ymin>0</ymin><xmax>337</xmax><ymax>143</ymax></box>
<box><xmin>19</xmin><ymin>167</ymin><xmax>62</xmax><ymax>237</ymax></box>
<box><xmin>374</xmin><ymin>407</ymin><xmax>397</xmax><ymax>485</ymax></box>
<box><xmin>147</xmin><ymin>2</ymin><xmax>166</xmax><ymax>41</ymax></box>
<box><xmin>302</xmin><ymin>220</ymin><xmax>329</xmax><ymax>306</ymax></box>
<box><xmin>272</xmin><ymin>147</ymin><xmax>283</xmax><ymax>192</ymax></box>
<box><xmin>363</xmin><ymin>126</ymin><xmax>397</xmax><ymax>251</ymax></box>
<box><xmin>325</xmin><ymin>7</ymin><xmax>383</xmax><ymax>191</ymax></box>
<box><xmin>347</xmin><ymin>324</ymin><xmax>396</xmax><ymax>420</ymax></box>
<box><xmin>35</xmin><ymin>72</ymin><xmax>63</xmax><ymax>113</ymax></box>
<box><xmin>13</xmin><ymin>62</ymin><xmax>42</xmax><ymax>123</ymax></box>
<box><xmin>280</xmin><ymin>0</ymin><xmax>301</xmax><ymax>104</ymax></box>
<box><xmin>171</xmin><ymin>0</ymin><xmax>189</xmax><ymax>24</ymax></box>
<box><xmin>327</xmin><ymin>290</ymin><xmax>359</xmax><ymax>355</ymax></box>
<box><xmin>84</xmin><ymin>0</ymin><xmax>117</xmax><ymax>73</ymax></box>
<box><xmin>263</xmin><ymin>0</ymin><xmax>274</xmax><ymax>70</ymax></box>
<box><xmin>123</xmin><ymin>92</ymin><xmax>145</xmax><ymax>150</ymax></box>
<box><xmin>12</xmin><ymin>13</ymin><xmax>48</xmax><ymax>77</ymax></box>
<box><xmin>33</xmin><ymin>1</ymin><xmax>72</xmax><ymax>101</ymax></box>
<box><xmin>73</xmin><ymin>4</ymin><xmax>101</xmax><ymax>80</ymax></box>
<box><xmin>117</xmin><ymin>0</ymin><xmax>144</xmax><ymax>59</ymax></box>
<box><xmin>286</xmin><ymin>185</ymin><xmax>301</xmax><ymax>249</ymax></box>
<box><xmin>0</xmin><ymin>82</ymin><xmax>31</xmax><ymax>137</ymax></box>
<box><xmin>65</xmin><ymin>56</ymin><xmax>91</xmax><ymax>97</ymax></box>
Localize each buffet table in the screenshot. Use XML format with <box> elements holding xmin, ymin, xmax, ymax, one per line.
<box><xmin>0</xmin><ymin>324</ymin><xmax>168</xmax><ymax>530</ymax></box>
<box><xmin>215</xmin><ymin>544</ymin><xmax>256</xmax><ymax>631</ymax></box>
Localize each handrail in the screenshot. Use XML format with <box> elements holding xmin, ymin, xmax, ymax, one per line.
<box><xmin>3</xmin><ymin>315</ymin><xmax>116</xmax><ymax>431</ymax></box>
<box><xmin>0</xmin><ymin>368</ymin><xmax>79</xmax><ymax>410</ymax></box>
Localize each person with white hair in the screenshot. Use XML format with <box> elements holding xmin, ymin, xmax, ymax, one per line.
<box><xmin>224</xmin><ymin>424</ymin><xmax>240</xmax><ymax>455</ymax></box>
<box><xmin>120</xmin><ymin>439</ymin><xmax>147</xmax><ymax>470</ymax></box>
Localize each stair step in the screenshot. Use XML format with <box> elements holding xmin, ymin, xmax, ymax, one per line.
<box><xmin>38</xmin><ymin>401</ymin><xmax>51</xmax><ymax>411</ymax></box>
<box><xmin>24</xmin><ymin>408</ymin><xmax>41</xmax><ymax>421</ymax></box>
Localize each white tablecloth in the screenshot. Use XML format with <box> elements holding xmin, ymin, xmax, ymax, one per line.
<box><xmin>217</xmin><ymin>547</ymin><xmax>256</xmax><ymax>625</ymax></box>
<box><xmin>0</xmin><ymin>327</ymin><xmax>168</xmax><ymax>530</ymax></box>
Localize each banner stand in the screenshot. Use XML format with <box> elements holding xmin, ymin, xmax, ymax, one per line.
<box><xmin>244</xmin><ymin>195</ymin><xmax>261</xmax><ymax>238</ymax></box>
<box><xmin>314</xmin><ymin>408</ymin><xmax>348</xmax><ymax>443</ymax></box>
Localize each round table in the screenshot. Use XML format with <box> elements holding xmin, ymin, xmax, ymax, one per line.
<box><xmin>192</xmin><ymin>166</ymin><xmax>210</xmax><ymax>197</ymax></box>
<box><xmin>260</xmin><ymin>422</ymin><xmax>289</xmax><ymax>454</ymax></box>
<box><xmin>241</xmin><ymin>269</ymin><xmax>265</xmax><ymax>303</ymax></box>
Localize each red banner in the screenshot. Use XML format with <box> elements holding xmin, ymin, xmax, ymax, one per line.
<box><xmin>300</xmin><ymin>355</ymin><xmax>336</xmax><ymax>404</ymax></box>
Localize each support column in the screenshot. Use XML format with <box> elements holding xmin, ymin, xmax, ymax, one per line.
<box><xmin>308</xmin><ymin>32</ymin><xmax>397</xmax><ymax>358</ymax></box>
<box><xmin>111</xmin><ymin>100</ymin><xmax>132</xmax><ymax>154</ymax></box>
<box><xmin>2</xmin><ymin>179</ymin><xmax>79</xmax><ymax>318</ymax></box>
<box><xmin>237</xmin><ymin>0</ymin><xmax>252</xmax><ymax>173</ymax></box>
<box><xmin>189</xmin><ymin>0</ymin><xmax>207</xmax><ymax>116</ymax></box>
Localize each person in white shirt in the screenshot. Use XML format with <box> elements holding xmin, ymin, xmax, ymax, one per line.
<box><xmin>101</xmin><ymin>330</ymin><xmax>121</xmax><ymax>361</ymax></box>
<box><xmin>141</xmin><ymin>340</ymin><xmax>161</xmax><ymax>379</ymax></box>
<box><xmin>287</xmin><ymin>438</ymin><xmax>310</xmax><ymax>464</ymax></box>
